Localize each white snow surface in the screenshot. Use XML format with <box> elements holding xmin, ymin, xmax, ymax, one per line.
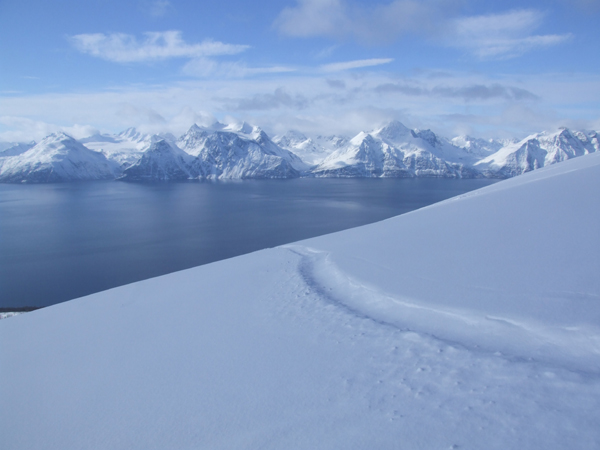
<box><xmin>80</xmin><ymin>128</ymin><xmax>154</xmax><ymax>168</ymax></box>
<box><xmin>273</xmin><ymin>130</ymin><xmax>349</xmax><ymax>165</ymax></box>
<box><xmin>450</xmin><ymin>135</ymin><xmax>506</xmax><ymax>157</ymax></box>
<box><xmin>2</xmin><ymin>152</ymin><xmax>600</xmax><ymax>449</ymax></box>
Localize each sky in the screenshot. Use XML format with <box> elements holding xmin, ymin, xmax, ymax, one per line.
<box><xmin>1</xmin><ymin>0</ymin><xmax>599</xmax><ymax>142</ymax></box>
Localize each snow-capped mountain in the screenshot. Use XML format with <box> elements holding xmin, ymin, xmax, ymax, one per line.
<box><xmin>273</xmin><ymin>131</ymin><xmax>348</xmax><ymax>166</ymax></box>
<box><xmin>1</xmin><ymin>121</ymin><xmax>598</xmax><ymax>183</ymax></box>
<box><xmin>313</xmin><ymin>121</ymin><xmax>475</xmax><ymax>178</ymax></box>
<box><xmin>0</xmin><ymin>133</ymin><xmax>117</xmax><ymax>183</ymax></box>
<box><xmin>118</xmin><ymin>139</ymin><xmax>196</xmax><ymax>182</ymax></box>
<box><xmin>178</xmin><ymin>123</ymin><xmax>307</xmax><ymax>179</ymax></box>
<box><xmin>475</xmin><ymin>128</ymin><xmax>600</xmax><ymax>177</ymax></box>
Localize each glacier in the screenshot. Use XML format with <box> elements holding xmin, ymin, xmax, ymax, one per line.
<box><xmin>2</xmin><ymin>150</ymin><xmax>599</xmax><ymax>449</ymax></box>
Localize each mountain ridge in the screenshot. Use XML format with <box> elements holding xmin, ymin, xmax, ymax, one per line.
<box><xmin>1</xmin><ymin>122</ymin><xmax>597</xmax><ymax>183</ymax></box>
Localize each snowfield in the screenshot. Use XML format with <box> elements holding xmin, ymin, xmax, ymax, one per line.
<box><xmin>1</xmin><ymin>152</ymin><xmax>599</xmax><ymax>449</ymax></box>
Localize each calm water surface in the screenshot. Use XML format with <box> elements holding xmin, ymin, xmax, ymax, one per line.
<box><xmin>0</xmin><ymin>178</ymin><xmax>496</xmax><ymax>307</ymax></box>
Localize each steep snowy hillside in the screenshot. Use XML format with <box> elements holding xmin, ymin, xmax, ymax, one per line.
<box><xmin>118</xmin><ymin>139</ymin><xmax>196</xmax><ymax>181</ymax></box>
<box><xmin>0</xmin><ymin>133</ymin><xmax>117</xmax><ymax>183</ymax></box>
<box><xmin>178</xmin><ymin>123</ymin><xmax>307</xmax><ymax>179</ymax></box>
<box><xmin>475</xmin><ymin>128</ymin><xmax>599</xmax><ymax>177</ymax></box>
<box><xmin>314</xmin><ymin>121</ymin><xmax>475</xmax><ymax>177</ymax></box>
<box><xmin>2</xmin><ymin>151</ymin><xmax>599</xmax><ymax>449</ymax></box>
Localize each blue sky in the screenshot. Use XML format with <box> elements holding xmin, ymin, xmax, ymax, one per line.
<box><xmin>1</xmin><ymin>0</ymin><xmax>599</xmax><ymax>141</ymax></box>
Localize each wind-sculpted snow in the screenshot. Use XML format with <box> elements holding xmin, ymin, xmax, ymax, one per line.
<box><xmin>284</xmin><ymin>244</ymin><xmax>600</xmax><ymax>373</ymax></box>
<box><xmin>0</xmin><ymin>133</ymin><xmax>117</xmax><ymax>182</ymax></box>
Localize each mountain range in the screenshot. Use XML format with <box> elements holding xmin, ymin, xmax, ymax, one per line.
<box><xmin>1</xmin><ymin>121</ymin><xmax>598</xmax><ymax>183</ymax></box>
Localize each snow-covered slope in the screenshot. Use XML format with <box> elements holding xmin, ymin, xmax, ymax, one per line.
<box><xmin>475</xmin><ymin>128</ymin><xmax>599</xmax><ymax>177</ymax></box>
<box><xmin>178</xmin><ymin>123</ymin><xmax>307</xmax><ymax>179</ymax></box>
<box><xmin>118</xmin><ymin>139</ymin><xmax>196</xmax><ymax>181</ymax></box>
<box><xmin>273</xmin><ymin>130</ymin><xmax>348</xmax><ymax>165</ymax></box>
<box><xmin>451</xmin><ymin>135</ymin><xmax>507</xmax><ymax>157</ymax></box>
<box><xmin>313</xmin><ymin>121</ymin><xmax>476</xmax><ymax>177</ymax></box>
<box><xmin>0</xmin><ymin>141</ymin><xmax>35</xmax><ymax>157</ymax></box>
<box><xmin>0</xmin><ymin>133</ymin><xmax>117</xmax><ymax>182</ymax></box>
<box><xmin>81</xmin><ymin>128</ymin><xmax>153</xmax><ymax>168</ymax></box>
<box><xmin>2</xmin><ymin>151</ymin><xmax>599</xmax><ymax>449</ymax></box>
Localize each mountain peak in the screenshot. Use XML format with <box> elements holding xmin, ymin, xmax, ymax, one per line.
<box><xmin>224</xmin><ymin>121</ymin><xmax>254</xmax><ymax>134</ymax></box>
<box><xmin>41</xmin><ymin>132</ymin><xmax>76</xmax><ymax>145</ymax></box>
<box><xmin>119</xmin><ymin>127</ymin><xmax>138</xmax><ymax>139</ymax></box>
<box><xmin>375</xmin><ymin>121</ymin><xmax>412</xmax><ymax>142</ymax></box>
<box><xmin>188</xmin><ymin>124</ymin><xmax>204</xmax><ymax>133</ymax></box>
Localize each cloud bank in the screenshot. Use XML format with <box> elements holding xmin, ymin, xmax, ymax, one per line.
<box><xmin>70</xmin><ymin>31</ymin><xmax>249</xmax><ymax>63</ymax></box>
<box><xmin>275</xmin><ymin>0</ymin><xmax>448</xmax><ymax>44</ymax></box>
<box><xmin>448</xmin><ymin>9</ymin><xmax>572</xmax><ymax>59</ymax></box>
<box><xmin>321</xmin><ymin>58</ymin><xmax>393</xmax><ymax>72</ymax></box>
<box><xmin>275</xmin><ymin>1</ymin><xmax>571</xmax><ymax>59</ymax></box>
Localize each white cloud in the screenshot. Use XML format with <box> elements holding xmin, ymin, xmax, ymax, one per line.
<box><xmin>274</xmin><ymin>0</ymin><xmax>447</xmax><ymax>44</ymax></box>
<box><xmin>275</xmin><ymin>0</ymin><xmax>349</xmax><ymax>38</ymax></box>
<box><xmin>1</xmin><ymin>70</ymin><xmax>599</xmax><ymax>142</ymax></box>
<box><xmin>558</xmin><ymin>0</ymin><xmax>600</xmax><ymax>12</ymax></box>
<box><xmin>70</xmin><ymin>31</ymin><xmax>249</xmax><ymax>63</ymax></box>
<box><xmin>448</xmin><ymin>10</ymin><xmax>572</xmax><ymax>59</ymax></box>
<box><xmin>275</xmin><ymin>3</ymin><xmax>572</xmax><ymax>59</ymax></box>
<box><xmin>182</xmin><ymin>58</ymin><xmax>296</xmax><ymax>78</ymax></box>
<box><xmin>320</xmin><ymin>58</ymin><xmax>393</xmax><ymax>72</ymax></box>
<box><xmin>145</xmin><ymin>0</ymin><xmax>171</xmax><ymax>17</ymax></box>
<box><xmin>0</xmin><ymin>116</ymin><xmax>99</xmax><ymax>142</ymax></box>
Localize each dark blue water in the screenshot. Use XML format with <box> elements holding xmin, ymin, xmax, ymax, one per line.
<box><xmin>0</xmin><ymin>178</ymin><xmax>496</xmax><ymax>307</ymax></box>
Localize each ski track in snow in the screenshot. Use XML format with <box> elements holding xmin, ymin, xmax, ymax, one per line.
<box><xmin>283</xmin><ymin>244</ymin><xmax>600</xmax><ymax>376</ymax></box>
